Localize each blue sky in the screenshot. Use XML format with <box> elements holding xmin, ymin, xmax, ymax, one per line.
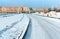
<box><xmin>0</xmin><ymin>0</ymin><xmax>60</xmax><ymax>8</ymax></box>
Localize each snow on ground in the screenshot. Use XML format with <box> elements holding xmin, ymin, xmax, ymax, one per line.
<box><xmin>24</xmin><ymin>15</ymin><xmax>47</xmax><ymax>39</ymax></box>
<box><xmin>32</xmin><ymin>11</ymin><xmax>60</xmax><ymax>18</ymax></box>
<box><xmin>32</xmin><ymin>12</ymin><xmax>40</xmax><ymax>15</ymax></box>
<box><xmin>56</xmin><ymin>12</ymin><xmax>60</xmax><ymax>18</ymax></box>
<box><xmin>0</xmin><ymin>14</ymin><xmax>15</xmax><ymax>18</ymax></box>
<box><xmin>0</xmin><ymin>14</ymin><xmax>30</xmax><ymax>39</ymax></box>
<box><xmin>0</xmin><ymin>15</ymin><xmax>30</xmax><ymax>39</ymax></box>
<box><xmin>0</xmin><ymin>14</ymin><xmax>60</xmax><ymax>39</ymax></box>
<box><xmin>24</xmin><ymin>14</ymin><xmax>60</xmax><ymax>39</ymax></box>
<box><xmin>0</xmin><ymin>14</ymin><xmax>24</xmax><ymax>31</ymax></box>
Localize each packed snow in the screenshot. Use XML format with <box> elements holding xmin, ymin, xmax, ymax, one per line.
<box><xmin>0</xmin><ymin>14</ymin><xmax>30</xmax><ymax>39</ymax></box>
<box><xmin>33</xmin><ymin>11</ymin><xmax>60</xmax><ymax>19</ymax></box>
<box><xmin>24</xmin><ymin>14</ymin><xmax>60</xmax><ymax>39</ymax></box>
<box><xmin>0</xmin><ymin>13</ymin><xmax>60</xmax><ymax>39</ymax></box>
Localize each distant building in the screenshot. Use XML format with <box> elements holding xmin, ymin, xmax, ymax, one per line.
<box><xmin>56</xmin><ymin>7</ymin><xmax>60</xmax><ymax>12</ymax></box>
<box><xmin>29</xmin><ymin>8</ymin><xmax>34</xmax><ymax>13</ymax></box>
<box><xmin>2</xmin><ymin>7</ymin><xmax>7</xmax><ymax>13</ymax></box>
<box><xmin>23</xmin><ymin>7</ymin><xmax>30</xmax><ymax>13</ymax></box>
<box><xmin>48</xmin><ymin>7</ymin><xmax>57</xmax><ymax>12</ymax></box>
<box><xmin>0</xmin><ymin>7</ymin><xmax>2</xmax><ymax>13</ymax></box>
<box><xmin>35</xmin><ymin>8</ymin><xmax>40</xmax><ymax>13</ymax></box>
<box><xmin>39</xmin><ymin>8</ymin><xmax>48</xmax><ymax>13</ymax></box>
<box><xmin>18</xmin><ymin>7</ymin><xmax>23</xmax><ymax>13</ymax></box>
<box><xmin>6</xmin><ymin>7</ymin><xmax>18</xmax><ymax>13</ymax></box>
<box><xmin>33</xmin><ymin>8</ymin><xmax>37</xmax><ymax>13</ymax></box>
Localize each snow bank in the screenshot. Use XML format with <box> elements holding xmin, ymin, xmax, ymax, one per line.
<box><xmin>47</xmin><ymin>11</ymin><xmax>56</xmax><ymax>17</ymax></box>
<box><xmin>47</xmin><ymin>12</ymin><xmax>60</xmax><ymax>18</ymax></box>
<box><xmin>32</xmin><ymin>12</ymin><xmax>39</xmax><ymax>15</ymax></box>
<box><xmin>55</xmin><ymin>13</ymin><xmax>60</xmax><ymax>18</ymax></box>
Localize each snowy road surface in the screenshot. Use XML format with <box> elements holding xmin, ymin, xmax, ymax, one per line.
<box><xmin>0</xmin><ymin>14</ymin><xmax>60</xmax><ymax>39</ymax></box>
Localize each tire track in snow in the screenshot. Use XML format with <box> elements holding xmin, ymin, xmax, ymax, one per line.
<box><xmin>40</xmin><ymin>17</ymin><xmax>60</xmax><ymax>33</ymax></box>
<box><xmin>0</xmin><ymin>14</ymin><xmax>24</xmax><ymax>37</ymax></box>
<box><xmin>31</xmin><ymin>15</ymin><xmax>60</xmax><ymax>39</ymax></box>
<box><xmin>24</xmin><ymin>14</ymin><xmax>47</xmax><ymax>39</ymax></box>
<box><xmin>30</xmin><ymin>15</ymin><xmax>52</xmax><ymax>39</ymax></box>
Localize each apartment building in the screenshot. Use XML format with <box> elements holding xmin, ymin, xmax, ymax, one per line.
<box><xmin>2</xmin><ymin>7</ymin><xmax>7</xmax><ymax>13</ymax></box>
<box><xmin>18</xmin><ymin>7</ymin><xmax>23</xmax><ymax>13</ymax></box>
<box><xmin>23</xmin><ymin>7</ymin><xmax>30</xmax><ymax>13</ymax></box>
<box><xmin>7</xmin><ymin>7</ymin><xmax>18</xmax><ymax>13</ymax></box>
<box><xmin>0</xmin><ymin>7</ymin><xmax>2</xmax><ymax>13</ymax></box>
<box><xmin>39</xmin><ymin>8</ymin><xmax>48</xmax><ymax>13</ymax></box>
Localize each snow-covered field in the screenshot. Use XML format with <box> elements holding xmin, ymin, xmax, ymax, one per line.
<box><xmin>0</xmin><ymin>13</ymin><xmax>60</xmax><ymax>39</ymax></box>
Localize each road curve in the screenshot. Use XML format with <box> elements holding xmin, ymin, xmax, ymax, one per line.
<box><xmin>23</xmin><ymin>14</ymin><xmax>60</xmax><ymax>39</ymax></box>
<box><xmin>0</xmin><ymin>14</ymin><xmax>60</xmax><ymax>39</ymax></box>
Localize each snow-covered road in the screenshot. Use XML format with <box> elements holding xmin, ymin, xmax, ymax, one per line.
<box><xmin>24</xmin><ymin>14</ymin><xmax>60</xmax><ymax>39</ymax></box>
<box><xmin>0</xmin><ymin>14</ymin><xmax>60</xmax><ymax>39</ymax></box>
